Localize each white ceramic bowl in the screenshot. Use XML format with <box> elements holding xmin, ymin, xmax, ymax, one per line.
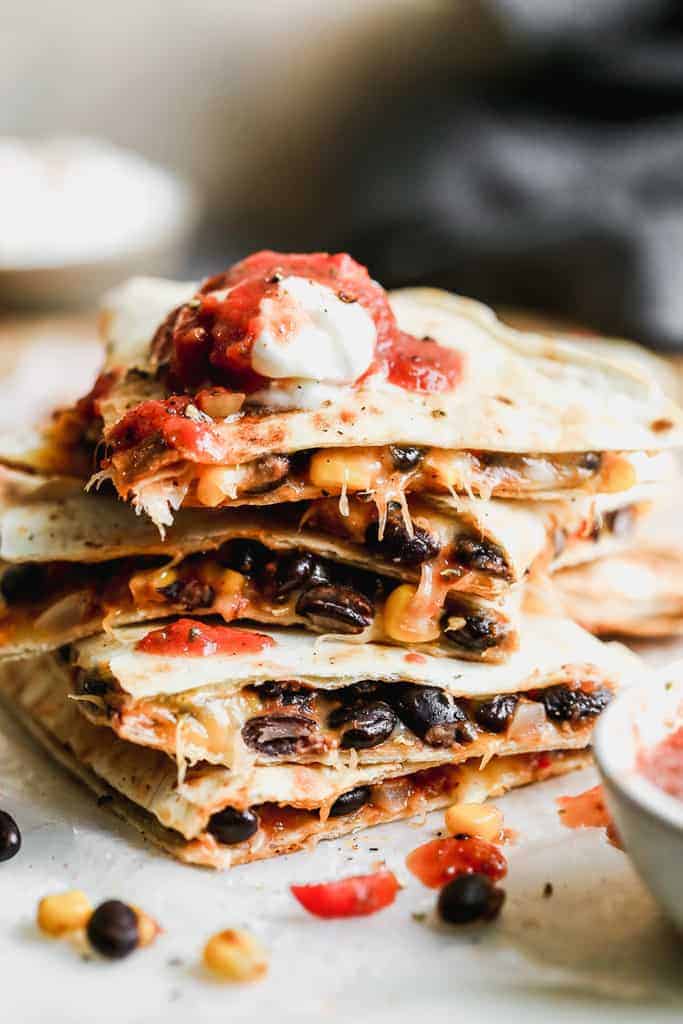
<box><xmin>594</xmin><ymin>661</ymin><xmax>683</xmax><ymax>932</ymax></box>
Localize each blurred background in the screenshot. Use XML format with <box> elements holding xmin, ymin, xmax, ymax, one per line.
<box><xmin>2</xmin><ymin>0</ymin><xmax>683</xmax><ymax>351</ymax></box>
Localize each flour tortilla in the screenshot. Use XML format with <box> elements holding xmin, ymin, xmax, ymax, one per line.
<box><xmin>549</xmin><ymin>546</ymin><xmax>683</xmax><ymax>638</ymax></box>
<box><xmin>71</xmin><ymin>614</ymin><xmax>637</xmax><ymax>703</ymax></box>
<box><xmin>0</xmin><ymin>653</ymin><xmax>591</xmax><ymax>867</ymax></box>
<box><xmin>98</xmin><ymin>281</ymin><xmax>683</xmax><ymax>453</ymax></box>
<box><xmin>0</xmin><ymin>486</ymin><xmax>528</xmax><ymax>662</ymax></box>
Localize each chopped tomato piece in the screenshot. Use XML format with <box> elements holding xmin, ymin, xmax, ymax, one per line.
<box><xmin>405</xmin><ymin>836</ymin><xmax>507</xmax><ymax>889</ymax></box>
<box><xmin>291</xmin><ymin>869</ymin><xmax>400</xmax><ymax>918</ymax></box>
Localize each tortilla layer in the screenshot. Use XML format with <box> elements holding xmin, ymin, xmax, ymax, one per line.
<box><xmin>0</xmin><ymin>652</ymin><xmax>590</xmax><ymax>868</ymax></box>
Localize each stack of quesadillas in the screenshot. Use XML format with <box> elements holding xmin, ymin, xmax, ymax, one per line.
<box><xmin>0</xmin><ymin>251</ymin><xmax>678</xmax><ymax>867</ymax></box>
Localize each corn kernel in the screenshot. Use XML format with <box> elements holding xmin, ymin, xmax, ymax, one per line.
<box><xmin>383</xmin><ymin>584</ymin><xmax>440</xmax><ymax>644</ymax></box>
<box><xmin>599</xmin><ymin>455</ymin><xmax>637</xmax><ymax>494</ymax></box>
<box><xmin>196</xmin><ymin>389</ymin><xmax>245</xmax><ymax>419</ymax></box>
<box><xmin>444</xmin><ymin>802</ymin><xmax>504</xmax><ymax>842</ymax></box>
<box><xmin>203</xmin><ymin>928</ymin><xmax>268</xmax><ymax>983</ymax></box>
<box><xmin>132</xmin><ymin>906</ymin><xmax>161</xmax><ymax>948</ymax></box>
<box><xmin>37</xmin><ymin>890</ymin><xmax>93</xmax><ymax>937</ymax></box>
<box><xmin>309</xmin><ymin>449</ymin><xmax>383</xmax><ymax>491</ymax></box>
<box><xmin>196</xmin><ymin>467</ymin><xmax>241</xmax><ymax>507</ymax></box>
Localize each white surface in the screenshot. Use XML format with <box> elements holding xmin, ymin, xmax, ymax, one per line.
<box><xmin>595</xmin><ymin>661</ymin><xmax>683</xmax><ymax>932</ymax></box>
<box><xmin>2</xmin><ymin>696</ymin><xmax>683</xmax><ymax>1023</ymax></box>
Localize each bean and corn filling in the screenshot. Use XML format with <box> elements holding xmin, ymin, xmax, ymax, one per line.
<box><xmin>193</xmin><ymin>750</ymin><xmax>586</xmax><ymax>849</ymax></box>
<box><xmin>0</xmin><ymin>535</ymin><xmax>514</xmax><ymax>656</ymax></box>
<box><xmin>117</xmin><ymin>440</ymin><xmax>618</xmax><ymax>506</ymax></box>
<box><xmin>72</xmin><ymin>664</ymin><xmax>613</xmax><ymax>769</ymax></box>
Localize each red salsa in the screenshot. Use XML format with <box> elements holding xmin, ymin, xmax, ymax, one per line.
<box><xmin>136</xmin><ymin>618</ymin><xmax>275</xmax><ymax>657</ymax></box>
<box><xmin>405</xmin><ymin>836</ymin><xmax>507</xmax><ymax>889</ymax></box>
<box><xmin>638</xmin><ymin>725</ymin><xmax>683</xmax><ymax>801</ymax></box>
<box><xmin>162</xmin><ymin>251</ymin><xmax>463</xmax><ymax>395</ymax></box>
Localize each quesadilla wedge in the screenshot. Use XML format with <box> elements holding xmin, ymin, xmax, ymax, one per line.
<box><xmin>10</xmin><ymin>254</ymin><xmax>680</xmax><ymax>528</ymax></box>
<box><xmin>547</xmin><ymin>546</ymin><xmax>683</xmax><ymax>638</ymax></box>
<box><xmin>0</xmin><ymin>653</ymin><xmax>592</xmax><ymax>868</ymax></box>
<box><xmin>65</xmin><ymin>616</ymin><xmax>635</xmax><ymax>771</ymax></box>
<box><xmin>0</xmin><ymin>472</ymin><xmax>657</xmax><ymax>661</ymax></box>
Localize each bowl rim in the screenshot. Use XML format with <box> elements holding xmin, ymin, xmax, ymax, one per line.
<box><xmin>594</xmin><ymin>661</ymin><xmax>683</xmax><ymax>835</ymax></box>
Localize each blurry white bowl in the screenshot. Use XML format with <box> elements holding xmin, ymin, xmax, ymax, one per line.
<box><xmin>594</xmin><ymin>662</ymin><xmax>683</xmax><ymax>932</ymax></box>
<box><xmin>0</xmin><ymin>137</ymin><xmax>198</xmax><ymax>309</ymax></box>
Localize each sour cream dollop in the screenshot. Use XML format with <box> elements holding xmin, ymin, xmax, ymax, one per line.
<box><xmin>250</xmin><ymin>275</ymin><xmax>376</xmax><ymax>382</ymax></box>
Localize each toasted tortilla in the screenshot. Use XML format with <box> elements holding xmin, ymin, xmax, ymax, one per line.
<box><xmin>101</xmin><ymin>282</ymin><xmax>683</xmax><ymax>453</ymax></box>
<box><xmin>548</xmin><ymin>546</ymin><xmax>683</xmax><ymax>638</ymax></box>
<box><xmin>0</xmin><ymin>478</ymin><xmax>658</xmax><ymax>661</ymax></box>
<box><xmin>93</xmin><ymin>286</ymin><xmax>682</xmax><ymax>525</ymax></box>
<box><xmin>0</xmin><ymin>652</ymin><xmax>590</xmax><ymax>867</ymax></box>
<box><xmin>71</xmin><ymin>614</ymin><xmax>636</xmax><ymax>703</ymax></box>
<box><xmin>0</xmin><ymin>486</ymin><xmax>528</xmax><ymax>662</ymax></box>
<box><xmin>4</xmin><ymin>283</ymin><xmax>679</xmax><ymax>526</ymax></box>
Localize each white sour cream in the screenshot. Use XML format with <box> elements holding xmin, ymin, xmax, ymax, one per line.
<box><xmin>249</xmin><ymin>276</ymin><xmax>376</xmax><ymax>383</ymax></box>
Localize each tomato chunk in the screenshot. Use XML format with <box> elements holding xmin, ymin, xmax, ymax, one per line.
<box><xmin>405</xmin><ymin>836</ymin><xmax>507</xmax><ymax>889</ymax></box>
<box><xmin>291</xmin><ymin>869</ymin><xmax>400</xmax><ymax>918</ymax></box>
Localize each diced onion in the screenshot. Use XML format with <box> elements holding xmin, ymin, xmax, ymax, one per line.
<box><xmin>507</xmin><ymin>700</ymin><xmax>547</xmax><ymax>741</ymax></box>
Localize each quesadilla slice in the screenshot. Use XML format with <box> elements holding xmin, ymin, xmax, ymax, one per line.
<box><xmin>65</xmin><ymin>615</ymin><xmax>635</xmax><ymax>771</ymax></box>
<box><xmin>548</xmin><ymin>546</ymin><xmax>683</xmax><ymax>638</ymax></box>
<box><xmin>12</xmin><ymin>253</ymin><xmax>680</xmax><ymax>528</ymax></box>
<box><xmin>0</xmin><ymin>471</ymin><xmax>658</xmax><ymax>661</ymax></box>
<box><xmin>0</xmin><ymin>652</ymin><xmax>592</xmax><ymax>868</ymax></box>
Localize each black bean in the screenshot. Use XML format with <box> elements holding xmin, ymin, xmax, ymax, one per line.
<box><xmin>208</xmin><ymin>806</ymin><xmax>259</xmax><ymax>845</ymax></box>
<box><xmin>579</xmin><ymin>452</ymin><xmax>601</xmax><ymax>472</ymax></box>
<box><xmin>328</xmin><ymin>701</ymin><xmax>397</xmax><ymax>749</ymax></box>
<box><xmin>437</xmin><ymin>873</ymin><xmax>505</xmax><ymax>925</ymax></box>
<box><xmin>295</xmin><ymin>583</ymin><xmax>374</xmax><ymax>634</ymax></box>
<box><xmin>333</xmin><ymin>680</ymin><xmax>386</xmax><ymax>705</ymax></box>
<box><xmin>75</xmin><ymin>673</ymin><xmax>110</xmax><ymax>697</ymax></box>
<box><xmin>538</xmin><ymin>685</ymin><xmax>612</xmax><ymax>723</ymax></box>
<box><xmin>444</xmin><ymin>613</ymin><xmax>508</xmax><ymax>653</ymax></box>
<box><xmin>242</xmin><ymin>714</ymin><xmax>322</xmax><ymax>757</ymax></box>
<box><xmin>242</xmin><ymin>454</ymin><xmax>291</xmax><ymax>494</ymax></box>
<box><xmin>157</xmin><ymin>578</ymin><xmax>214</xmax><ymax>610</ymax></box>
<box><xmin>272</xmin><ymin>550</ymin><xmax>331</xmax><ymax>600</ymax></box>
<box><xmin>216</xmin><ymin>538</ymin><xmax>269</xmax><ymax>575</ymax></box>
<box><xmin>87</xmin><ymin>900</ymin><xmax>139</xmax><ymax>959</ymax></box>
<box><xmin>365</xmin><ymin>502</ymin><xmax>441</xmax><ymax>567</ymax></box>
<box><xmin>389</xmin><ymin>445</ymin><xmax>425</xmax><ymax>472</ymax></box>
<box><xmin>328</xmin><ymin>786</ymin><xmax>371</xmax><ymax>817</ymax></box>
<box><xmin>0</xmin><ymin>810</ymin><xmax>21</xmax><ymax>862</ymax></box>
<box><xmin>258</xmin><ymin>681</ymin><xmax>314</xmax><ymax>709</ymax></box>
<box><xmin>474</xmin><ymin>694</ymin><xmax>519</xmax><ymax>733</ymax></box>
<box><xmin>386</xmin><ymin>685</ymin><xmax>475</xmax><ymax>747</ymax></box>
<box><xmin>604</xmin><ymin>505</ymin><xmax>635</xmax><ymax>539</ymax></box>
<box><xmin>0</xmin><ymin>563</ymin><xmax>45</xmax><ymax>604</ymax></box>
<box><xmin>452</xmin><ymin>537</ymin><xmax>508</xmax><ymax>577</ymax></box>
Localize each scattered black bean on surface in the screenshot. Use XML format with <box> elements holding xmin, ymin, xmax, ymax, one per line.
<box><xmin>87</xmin><ymin>900</ymin><xmax>139</xmax><ymax>959</ymax></box>
<box><xmin>207</xmin><ymin>806</ymin><xmax>259</xmax><ymax>845</ymax></box>
<box><xmin>0</xmin><ymin>810</ymin><xmax>21</xmax><ymax>862</ymax></box>
<box><xmin>328</xmin><ymin>786</ymin><xmax>371</xmax><ymax>817</ymax></box>
<box><xmin>437</xmin><ymin>873</ymin><xmax>505</xmax><ymax>925</ymax></box>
